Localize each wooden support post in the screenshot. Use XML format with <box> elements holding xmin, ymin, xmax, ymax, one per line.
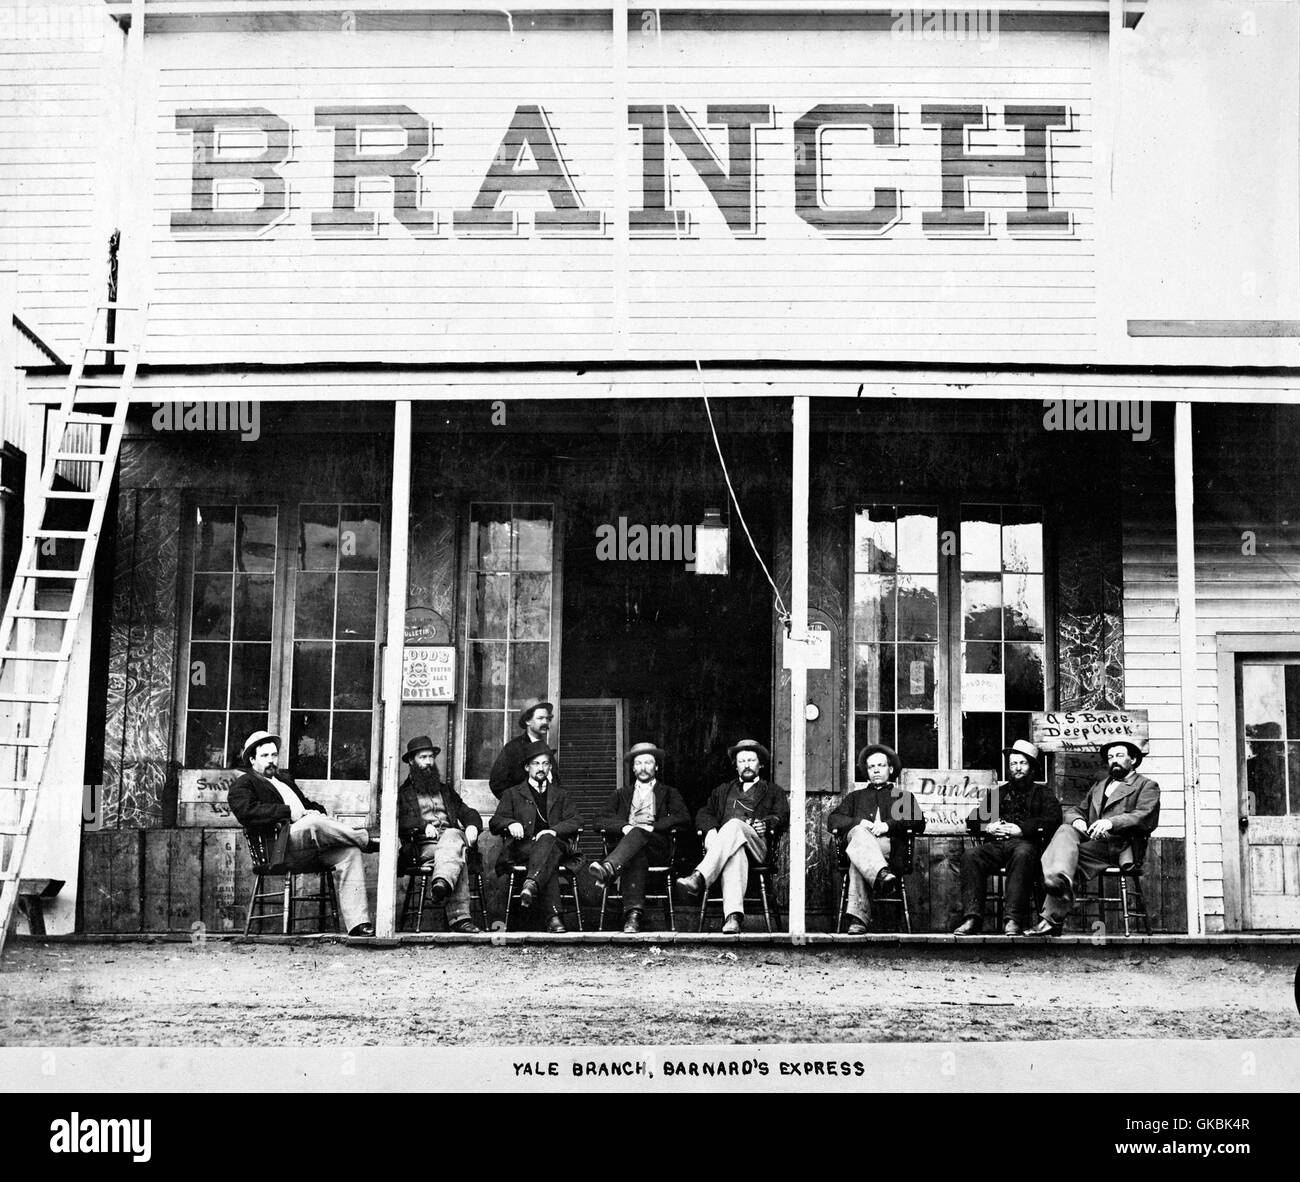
<box><xmin>1174</xmin><ymin>401</ymin><xmax>1203</xmax><ymax>935</ymax></box>
<box><xmin>787</xmin><ymin>395</ymin><xmax>810</xmax><ymax>936</ymax></box>
<box><xmin>376</xmin><ymin>401</ymin><xmax>412</xmax><ymax>938</ymax></box>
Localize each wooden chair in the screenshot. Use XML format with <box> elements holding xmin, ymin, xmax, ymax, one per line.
<box><xmin>835</xmin><ymin>830</ymin><xmax>915</xmax><ymax>934</ymax></box>
<box><xmin>242</xmin><ymin>824</ymin><xmax>340</xmax><ymax>936</ymax></box>
<box><xmin>502</xmin><ymin>829</ymin><xmax>584</xmax><ymax>932</ymax></box>
<box><xmin>400</xmin><ymin>844</ymin><xmax>487</xmax><ymax>932</ymax></box>
<box><xmin>596</xmin><ymin>829</ymin><xmax>680</xmax><ymax>932</ymax></box>
<box><xmin>696</xmin><ymin>831</ymin><xmax>779</xmax><ymax>933</ymax></box>
<box><xmin>1076</xmin><ymin>864</ymin><xmax>1152</xmax><ymax>936</ymax></box>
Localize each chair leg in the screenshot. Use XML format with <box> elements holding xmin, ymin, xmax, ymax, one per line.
<box><xmin>415</xmin><ymin>873</ymin><xmax>429</xmax><ymax>934</ymax></box>
<box><xmin>664</xmin><ymin>871</ymin><xmax>676</xmax><ymax>932</ymax></box>
<box><xmin>598</xmin><ymin>883</ymin><xmax>609</xmax><ymax>932</ymax></box>
<box><xmin>838</xmin><ymin>869</ymin><xmax>849</xmax><ymax>933</ymax></box>
<box><xmin>570</xmin><ymin>876</ymin><xmax>584</xmax><ymax>932</ymax></box>
<box><xmin>757</xmin><ymin>870</ymin><xmax>773</xmax><ymax>933</ymax></box>
<box><xmin>697</xmin><ymin>885</ymin><xmax>708</xmax><ymax>933</ymax></box>
<box><xmin>900</xmin><ymin>883</ymin><xmax>912</xmax><ymax>935</ymax></box>
<box><xmin>504</xmin><ymin>869</ymin><xmax>516</xmax><ymax>932</ymax></box>
<box><xmin>326</xmin><ymin>872</ymin><xmax>341</xmax><ymax>933</ymax></box>
<box><xmin>400</xmin><ymin>874</ymin><xmax>415</xmax><ymax>932</ymax></box>
<box><xmin>1118</xmin><ymin>874</ymin><xmax>1132</xmax><ymax>938</ymax></box>
<box><xmin>282</xmin><ymin>876</ymin><xmax>293</xmax><ymax>935</ymax></box>
<box><xmin>472</xmin><ymin>872</ymin><xmax>486</xmax><ymax>931</ymax></box>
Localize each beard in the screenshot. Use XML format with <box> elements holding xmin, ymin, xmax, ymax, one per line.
<box><xmin>408</xmin><ymin>764</ymin><xmax>441</xmax><ymax>791</ymax></box>
<box><xmin>1108</xmin><ymin>763</ymin><xmax>1125</xmax><ymax>779</ymax></box>
<box><xmin>739</xmin><ymin>768</ymin><xmax>758</xmax><ymax>781</ymax></box>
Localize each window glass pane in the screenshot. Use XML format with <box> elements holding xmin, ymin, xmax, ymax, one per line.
<box><xmin>299</xmin><ymin>505</ymin><xmax>339</xmax><ymax>571</ymax></box>
<box><xmin>854</xmin><ymin>644</ymin><xmax>895</xmax><ymax>712</ymax></box>
<box><xmin>853</xmin><ymin>575</ymin><xmax>896</xmax><ymax>642</ymax></box>
<box><xmin>1002</xmin><ymin>507</ymin><xmax>1042</xmax><ymax>573</ymax></box>
<box><xmin>289</xmin><ymin>711</ymin><xmax>330</xmax><ymax>779</ymax></box>
<box><xmin>464</xmin><ymin>711</ymin><xmax>506</xmax><ymax>780</ymax></box>
<box><xmin>232</xmin><ymin>574</ymin><xmax>274</xmax><ymax>641</ymax></box>
<box><xmin>897</xmin><ymin>511</ymin><xmax>937</xmax><ymax>574</ymax></box>
<box><xmin>470</xmin><ymin>506</ymin><xmax>512</xmax><ymax>571</ymax></box>
<box><xmin>509</xmin><ymin>642</ymin><xmax>549</xmax><ymax>709</ymax></box>
<box><xmin>964</xmin><ymin>641</ymin><xmax>1001</xmax><ymax>675</ymax></box>
<box><xmin>1290</xmin><ymin>743</ymin><xmax>1300</xmax><ymax>814</ymax></box>
<box><xmin>1004</xmin><ymin>712</ymin><xmax>1033</xmax><ymax>753</ymax></box>
<box><xmin>962</xmin><ymin>712</ymin><xmax>1002</xmax><ymax>772</ymax></box>
<box><xmin>1242</xmin><ymin>664</ymin><xmax>1286</xmax><ymax>740</ymax></box>
<box><xmin>338</xmin><ymin>505</ymin><xmax>381</xmax><ymax>572</ymax></box>
<box><xmin>194</xmin><ymin>506</ymin><xmax>236</xmax><ymax>571</ymax></box>
<box><xmin>292</xmin><ymin>641</ymin><xmax>332</xmax><ymax>709</ymax></box>
<box><xmin>1004</xmin><ymin>574</ymin><xmax>1045</xmax><ymax>641</ymax></box>
<box><xmin>855</xmin><ymin>507</ymin><xmax>896</xmax><ymax>574</ymax></box>
<box><xmin>961</xmin><ymin>508</ymin><xmax>1001</xmax><ymax>573</ymax></box>
<box><xmin>191</xmin><ymin>573</ymin><xmax>232</xmax><ymax>640</ymax></box>
<box><xmin>897</xmin><ymin>574</ymin><xmax>938</xmax><ymax>640</ymax></box>
<box><xmin>1005</xmin><ymin>642</ymin><xmax>1046</xmax><ymax>710</ymax></box>
<box><xmin>229</xmin><ymin>643</ymin><xmax>271</xmax><ymax>711</ymax></box>
<box><xmin>333</xmin><ymin>644</ymin><xmax>375</xmax><ymax>710</ymax></box>
<box><xmin>896</xmin><ymin>643</ymin><xmax>935</xmax><ymax>710</ymax></box>
<box><xmin>1285</xmin><ymin>667</ymin><xmax>1300</xmax><ymax>738</ymax></box>
<box><xmin>331</xmin><ymin>712</ymin><xmax>372</xmax><ymax>780</ymax></box>
<box><xmin>226</xmin><ymin>713</ymin><xmax>267</xmax><ymax>769</ymax></box>
<box><xmin>294</xmin><ymin>572</ymin><xmax>336</xmax><ymax>640</ymax></box>
<box><xmin>466</xmin><ymin>641</ymin><xmax>507</xmax><ymax>709</ymax></box>
<box><xmin>335</xmin><ymin>572</ymin><xmax>377</xmax><ymax>640</ymax></box>
<box><xmin>187</xmin><ymin>643</ymin><xmax>229</xmax><ymax>710</ymax></box>
<box><xmin>962</xmin><ymin>576</ymin><xmax>1001</xmax><ymax>640</ymax></box>
<box><xmin>897</xmin><ymin>714</ymin><xmax>938</xmax><ymax>768</ymax></box>
<box><xmin>236</xmin><ymin>507</ymin><xmax>277</xmax><ymax>573</ymax></box>
<box><xmin>468</xmin><ymin>574</ymin><xmax>510</xmax><ymax>639</ymax></box>
<box><xmin>511</xmin><ymin>573</ymin><xmax>552</xmax><ymax>640</ymax></box>
<box><xmin>1246</xmin><ymin>742</ymin><xmax>1285</xmax><ymax>815</ymax></box>
<box><xmin>185</xmin><ymin>713</ymin><xmax>227</xmax><ymax>770</ymax></box>
<box><xmin>854</xmin><ymin>714</ymin><xmax>892</xmax><ymax>768</ymax></box>
<box><xmin>515</xmin><ymin>506</ymin><xmax>553</xmax><ymax>572</ymax></box>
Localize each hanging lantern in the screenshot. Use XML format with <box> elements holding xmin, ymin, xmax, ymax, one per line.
<box><xmin>693</xmin><ymin>506</ymin><xmax>729</xmax><ymax>575</ymax></box>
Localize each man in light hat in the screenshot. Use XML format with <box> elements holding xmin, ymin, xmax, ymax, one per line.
<box><xmin>588</xmin><ymin>741</ymin><xmax>690</xmax><ymax>933</ymax></box>
<box><xmin>1026</xmin><ymin>739</ymin><xmax>1161</xmax><ymax>937</ymax></box>
<box><xmin>489</xmin><ymin>700</ymin><xmax>558</xmax><ymax>800</ymax></box>
<box><xmin>828</xmin><ymin>744</ymin><xmax>926</xmax><ymax>935</ymax></box>
<box><xmin>675</xmin><ymin>739</ymin><xmax>788</xmax><ymax>934</ymax></box>
<box><xmin>396</xmin><ymin>736</ymin><xmax>484</xmax><ymax>934</ymax></box>
<box><xmin>489</xmin><ymin>741</ymin><xmax>581</xmax><ymax>932</ymax></box>
<box><xmin>227</xmin><ymin>729</ymin><xmax>376</xmax><ymax>937</ymax></box>
<box><xmin>953</xmin><ymin>738</ymin><xmax>1062</xmax><ymax>936</ymax></box>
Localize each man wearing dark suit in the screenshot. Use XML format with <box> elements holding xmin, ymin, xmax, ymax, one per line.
<box><xmin>675</xmin><ymin>739</ymin><xmax>789</xmax><ymax>934</ymax></box>
<box><xmin>1026</xmin><ymin>740</ymin><xmax>1160</xmax><ymax>936</ymax></box>
<box><xmin>227</xmin><ymin>728</ymin><xmax>376</xmax><ymax>937</ymax></box>
<box><xmin>954</xmin><ymin>738</ymin><xmax>1062</xmax><ymax>937</ymax></box>
<box><xmin>488</xmin><ymin>700</ymin><xmax>557</xmax><ymax>800</ymax></box>
<box><xmin>396</xmin><ymin>735</ymin><xmax>483</xmax><ymax>934</ymax></box>
<box><xmin>488</xmin><ymin>741</ymin><xmax>580</xmax><ymax>932</ymax></box>
<box><xmin>828</xmin><ymin>743</ymin><xmax>926</xmax><ymax>935</ymax></box>
<box><xmin>588</xmin><ymin>741</ymin><xmax>690</xmax><ymax>933</ymax></box>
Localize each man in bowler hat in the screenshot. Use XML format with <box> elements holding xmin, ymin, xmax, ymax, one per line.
<box><xmin>588</xmin><ymin>741</ymin><xmax>690</xmax><ymax>932</ymax></box>
<box><xmin>676</xmin><ymin>739</ymin><xmax>789</xmax><ymax>934</ymax></box>
<box><xmin>396</xmin><ymin>735</ymin><xmax>484</xmax><ymax>933</ymax></box>
<box><xmin>828</xmin><ymin>743</ymin><xmax>926</xmax><ymax>934</ymax></box>
<box><xmin>489</xmin><ymin>700</ymin><xmax>558</xmax><ymax>799</ymax></box>
<box><xmin>1026</xmin><ymin>739</ymin><xmax>1160</xmax><ymax>936</ymax></box>
<box><xmin>953</xmin><ymin>738</ymin><xmax>1062</xmax><ymax>936</ymax></box>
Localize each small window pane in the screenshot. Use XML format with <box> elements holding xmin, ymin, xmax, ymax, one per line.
<box><xmin>1285</xmin><ymin>667</ymin><xmax>1300</xmax><ymax>738</ymax></box>
<box><xmin>961</xmin><ymin>508</ymin><xmax>1001</xmax><ymax>573</ymax></box>
<box><xmin>897</xmin><ymin>714</ymin><xmax>938</xmax><ymax>768</ymax></box>
<box><xmin>897</xmin><ymin>511</ymin><xmax>937</xmax><ymax>574</ymax></box>
<box><xmin>855</xmin><ymin>714</ymin><xmax>892</xmax><ymax>766</ymax></box>
<box><xmin>191</xmin><ymin>574</ymin><xmax>232</xmax><ymax>640</ymax></box>
<box><xmin>515</xmin><ymin>507</ymin><xmax>553</xmax><ymax>572</ymax></box>
<box><xmin>233</xmin><ymin>574</ymin><xmax>275</xmax><ymax>641</ymax></box>
<box><xmin>466</xmin><ymin>642</ymin><xmax>507</xmax><ymax>709</ymax></box>
<box><xmin>187</xmin><ymin>643</ymin><xmax>229</xmax><ymax>710</ymax></box>
<box><xmin>509</xmin><ymin>642</ymin><xmax>549</xmax><ymax>709</ymax></box>
<box><xmin>335</xmin><ymin>572</ymin><xmax>377</xmax><ymax>640</ymax></box>
<box><xmin>1246</xmin><ymin>742</ymin><xmax>1285</xmax><ymax>815</ymax></box>
<box><xmin>289</xmin><ymin>711</ymin><xmax>330</xmax><ymax>779</ymax></box>
<box><xmin>294</xmin><ymin>572</ymin><xmax>336</xmax><ymax>640</ymax></box>
<box><xmin>464</xmin><ymin>710</ymin><xmax>506</xmax><ymax>780</ymax></box>
<box><xmin>511</xmin><ymin>573</ymin><xmax>552</xmax><ymax>640</ymax></box>
<box><xmin>1289</xmin><ymin>743</ymin><xmax>1300</xmax><ymax>814</ymax></box>
<box><xmin>226</xmin><ymin>713</ymin><xmax>267</xmax><ymax>768</ymax></box>
<box><xmin>1004</xmin><ymin>574</ymin><xmax>1045</xmax><ymax>641</ymax></box>
<box><xmin>1005</xmin><ymin>642</ymin><xmax>1046</xmax><ymax>710</ymax></box>
<box><xmin>229</xmin><ymin>643</ymin><xmax>271</xmax><ymax>711</ymax></box>
<box><xmin>339</xmin><ymin>505</ymin><xmax>381</xmax><ymax>571</ymax></box>
<box><xmin>964</xmin><ymin>641</ymin><xmax>1001</xmax><ymax>675</ymax></box>
<box><xmin>1004</xmin><ymin>712</ymin><xmax>1033</xmax><ymax>752</ymax></box>
<box><xmin>185</xmin><ymin>713</ymin><xmax>227</xmax><ymax>769</ymax></box>
<box><xmin>854</xmin><ymin>644</ymin><xmax>895</xmax><ymax>712</ymax></box>
<box><xmin>855</xmin><ymin>508</ymin><xmax>896</xmax><ymax>574</ymax></box>
<box><xmin>962</xmin><ymin>712</ymin><xmax>1003</xmax><ymax>772</ymax></box>
<box><xmin>292</xmin><ymin>642</ymin><xmax>333</xmax><ymax>709</ymax></box>
<box><xmin>1242</xmin><ymin>664</ymin><xmax>1286</xmax><ymax>740</ymax></box>
<box><xmin>333</xmin><ymin>644</ymin><xmax>375</xmax><ymax>710</ymax></box>
<box><xmin>1002</xmin><ymin>508</ymin><xmax>1043</xmax><ymax>573</ymax></box>
<box><xmin>470</xmin><ymin>507</ymin><xmax>512</xmax><ymax>571</ymax></box>
<box><xmin>299</xmin><ymin>505</ymin><xmax>339</xmax><ymax>571</ymax></box>
<box><xmin>468</xmin><ymin>574</ymin><xmax>510</xmax><ymax>640</ymax></box>
<box><xmin>853</xmin><ymin>575</ymin><xmax>896</xmax><ymax>641</ymax></box>
<box><xmin>236</xmin><ymin>507</ymin><xmax>277</xmax><ymax>573</ymax></box>
<box><xmin>896</xmin><ymin>643</ymin><xmax>935</xmax><ymax>711</ymax></box>
<box><xmin>330</xmin><ymin>712</ymin><xmax>372</xmax><ymax>780</ymax></box>
<box><xmin>897</xmin><ymin>574</ymin><xmax>938</xmax><ymax>641</ymax></box>
<box><xmin>194</xmin><ymin>507</ymin><xmax>236</xmax><ymax>571</ymax></box>
<box><xmin>963</xmin><ymin>576</ymin><xmax>1002</xmax><ymax>640</ymax></box>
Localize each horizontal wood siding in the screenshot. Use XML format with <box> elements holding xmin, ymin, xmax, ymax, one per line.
<box><xmin>144</xmin><ymin>25</ymin><xmax>1097</xmax><ymax>363</ymax></box>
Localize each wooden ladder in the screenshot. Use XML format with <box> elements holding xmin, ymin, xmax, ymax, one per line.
<box><xmin>0</xmin><ymin>302</ymin><xmax>142</xmax><ymax>955</ymax></box>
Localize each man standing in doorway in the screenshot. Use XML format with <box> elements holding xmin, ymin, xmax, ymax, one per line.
<box><xmin>228</xmin><ymin>729</ymin><xmax>377</xmax><ymax>937</ymax></box>
<box><xmin>489</xmin><ymin>700</ymin><xmax>557</xmax><ymax>799</ymax></box>
<box><xmin>1026</xmin><ymin>740</ymin><xmax>1160</xmax><ymax>937</ymax></box>
<box><xmin>675</xmin><ymin>739</ymin><xmax>788</xmax><ymax>934</ymax></box>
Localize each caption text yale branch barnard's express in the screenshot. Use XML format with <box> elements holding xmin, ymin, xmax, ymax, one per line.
<box><xmin>2</xmin><ymin>1</ymin><xmax>1298</xmax><ymax>943</ymax></box>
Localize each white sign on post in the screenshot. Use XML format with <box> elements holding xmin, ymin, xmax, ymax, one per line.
<box><xmin>402</xmin><ymin>645</ymin><xmax>456</xmax><ymax>702</ymax></box>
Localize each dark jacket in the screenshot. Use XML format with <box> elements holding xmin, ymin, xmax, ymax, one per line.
<box><xmin>396</xmin><ymin>775</ymin><xmax>483</xmax><ymax>842</ymax></box>
<box><xmin>489</xmin><ymin>733</ymin><xmax>560</xmax><ymax>800</ymax></box>
<box><xmin>696</xmin><ymin>779</ymin><xmax>789</xmax><ymax>839</ymax></box>
<box><xmin>228</xmin><ymin>769</ymin><xmax>324</xmax><ymax>832</ymax></box>
<box><xmin>828</xmin><ymin>783</ymin><xmax>926</xmax><ymax>874</ymax></box>
<box><xmin>1064</xmin><ymin>772</ymin><xmax>1161</xmax><ymax>866</ymax></box>
<box><xmin>965</xmin><ymin>778</ymin><xmax>1063</xmax><ymax>850</ymax></box>
<box><xmin>489</xmin><ymin>779</ymin><xmax>582</xmax><ymax>873</ymax></box>
<box><xmin>595</xmin><ymin>780</ymin><xmax>690</xmax><ymax>838</ymax></box>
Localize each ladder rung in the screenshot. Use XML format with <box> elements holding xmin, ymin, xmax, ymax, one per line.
<box><xmin>15</xmin><ymin>567</ymin><xmax>87</xmax><ymax>580</ymax></box>
<box><xmin>43</xmin><ymin>490</ymin><xmax>99</xmax><ymax>500</ymax></box>
<box><xmin>53</xmin><ymin>451</ymin><xmax>108</xmax><ymax>463</ymax></box>
<box><xmin>0</xmin><ymin>737</ymin><xmax>47</xmax><ymax>748</ymax></box>
<box><xmin>28</xmin><ymin>530</ymin><xmax>90</xmax><ymax>540</ymax></box>
<box><xmin>0</xmin><ymin>871</ymin><xmax>18</xmax><ymax>882</ymax></box>
<box><xmin>0</xmin><ymin>781</ymin><xmax>36</xmax><ymax>790</ymax></box>
<box><xmin>73</xmin><ymin>379</ymin><xmax>126</xmax><ymax>390</ymax></box>
<box><xmin>0</xmin><ymin>824</ymin><xmax>29</xmax><ymax>836</ymax></box>
<box><xmin>0</xmin><ymin>650</ymin><xmax>68</xmax><ymax>662</ymax></box>
<box><xmin>83</xmin><ymin>340</ymin><xmax>137</xmax><ymax>353</ymax></box>
<box><xmin>9</xmin><ymin>609</ymin><xmax>74</xmax><ymax>620</ymax></box>
<box><xmin>0</xmin><ymin>693</ymin><xmax>57</xmax><ymax>704</ymax></box>
<box><xmin>66</xmin><ymin>408</ymin><xmax>119</xmax><ymax>419</ymax></box>
<box><xmin>97</xmin><ymin>302</ymin><xmax>139</xmax><ymax>311</ymax></box>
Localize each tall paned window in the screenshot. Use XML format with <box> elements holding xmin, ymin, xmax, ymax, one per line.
<box><xmin>288</xmin><ymin>504</ymin><xmax>381</xmax><ymax>780</ymax></box>
<box><xmin>183</xmin><ymin>505</ymin><xmax>278</xmax><ymax>768</ymax></box>
<box><xmin>462</xmin><ymin>503</ymin><xmax>555</xmax><ymax>780</ymax></box>
<box><xmin>1241</xmin><ymin>661</ymin><xmax>1300</xmax><ymax>816</ymax></box>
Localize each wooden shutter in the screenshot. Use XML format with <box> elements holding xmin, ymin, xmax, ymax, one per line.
<box><xmin>557</xmin><ymin>698</ymin><xmax>624</xmax><ymax>860</ymax></box>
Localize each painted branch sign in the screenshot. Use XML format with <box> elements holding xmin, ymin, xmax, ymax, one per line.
<box><xmin>900</xmin><ymin>768</ymin><xmax>997</xmax><ymax>836</ymax></box>
<box><xmin>401</xmin><ymin>645</ymin><xmax>456</xmax><ymax>702</ymax></box>
<box><xmin>1031</xmin><ymin>709</ymin><xmax>1150</xmax><ymax>753</ymax></box>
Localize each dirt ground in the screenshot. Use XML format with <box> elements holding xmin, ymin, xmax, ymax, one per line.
<box><xmin>1</xmin><ymin>940</ymin><xmax>1297</xmax><ymax>1047</ymax></box>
